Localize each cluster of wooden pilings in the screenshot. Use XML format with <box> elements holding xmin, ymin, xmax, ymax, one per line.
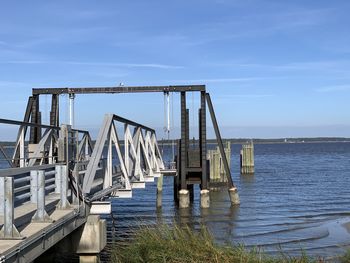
<box><xmin>207</xmin><ymin>141</ymin><xmax>230</xmax><ymax>189</ymax></box>
<box><xmin>240</xmin><ymin>141</ymin><xmax>255</xmax><ymax>174</ymax></box>
<box><xmin>207</xmin><ymin>140</ymin><xmax>255</xmax><ymax>185</ymax></box>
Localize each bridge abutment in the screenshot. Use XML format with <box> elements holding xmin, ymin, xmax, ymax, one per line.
<box><xmin>75</xmin><ymin>215</ymin><xmax>107</xmax><ymax>263</ymax></box>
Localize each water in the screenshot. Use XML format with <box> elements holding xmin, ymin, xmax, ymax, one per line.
<box><xmin>106</xmin><ymin>142</ymin><xmax>350</xmax><ymax>259</ymax></box>
<box><xmin>2</xmin><ymin>142</ymin><xmax>350</xmax><ymax>260</ymax></box>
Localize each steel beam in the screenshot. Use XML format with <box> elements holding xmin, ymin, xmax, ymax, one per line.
<box><xmin>32</xmin><ymin>85</ymin><xmax>205</xmax><ymax>95</ymax></box>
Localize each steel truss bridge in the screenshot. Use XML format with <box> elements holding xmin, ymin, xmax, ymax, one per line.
<box><xmin>0</xmin><ymin>85</ymin><xmax>239</xmax><ymax>262</ymax></box>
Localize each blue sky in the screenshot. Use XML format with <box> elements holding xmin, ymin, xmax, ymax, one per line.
<box><xmin>1</xmin><ymin>0</ymin><xmax>350</xmax><ymax>139</ymax></box>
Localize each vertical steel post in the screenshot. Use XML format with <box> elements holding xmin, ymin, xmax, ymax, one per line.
<box><xmin>30</xmin><ymin>95</ymin><xmax>41</xmax><ymax>144</ymax></box>
<box><xmin>0</xmin><ymin>178</ymin><xmax>3</xmax><ymax>217</ymax></box>
<box><xmin>56</xmin><ymin>165</ymin><xmax>71</xmax><ymax>209</ymax></box>
<box><xmin>0</xmin><ymin>177</ymin><xmax>22</xmax><ymax>239</ymax></box>
<box><xmin>103</xmin><ymin>134</ymin><xmax>113</xmax><ymax>188</ymax></box>
<box><xmin>19</xmin><ymin>128</ymin><xmax>25</xmax><ymax>167</ymax></box>
<box><xmin>200</xmin><ymin>91</ymin><xmax>207</xmax><ymax>190</ymax></box>
<box><xmin>85</xmin><ymin>135</ymin><xmax>90</xmax><ymax>159</ymax></box>
<box><xmin>185</xmin><ymin>109</ymin><xmax>189</xmax><ymax>151</ymax></box>
<box><xmin>31</xmin><ymin>170</ymin><xmax>53</xmax><ymax>222</ymax></box>
<box><xmin>167</xmin><ymin>92</ymin><xmax>170</xmax><ymax>136</ymax></box>
<box><xmin>124</xmin><ymin>124</ymin><xmax>129</xmax><ymax>174</ymax></box>
<box><xmin>50</xmin><ymin>94</ymin><xmax>59</xmax><ymax>126</ymax></box>
<box><xmin>180</xmin><ymin>92</ymin><xmax>187</xmax><ymax>190</ymax></box>
<box><xmin>69</xmin><ymin>93</ymin><xmax>75</xmax><ymax>127</ymax></box>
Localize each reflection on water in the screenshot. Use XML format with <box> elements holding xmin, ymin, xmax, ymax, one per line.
<box><xmin>106</xmin><ymin>142</ymin><xmax>350</xmax><ymax>260</ymax></box>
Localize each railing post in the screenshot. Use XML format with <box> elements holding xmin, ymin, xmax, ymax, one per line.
<box><xmin>103</xmin><ymin>136</ymin><xmax>113</xmax><ymax>189</ymax></box>
<box><xmin>85</xmin><ymin>135</ymin><xmax>90</xmax><ymax>160</ymax></box>
<box><xmin>31</xmin><ymin>170</ymin><xmax>53</xmax><ymax>222</ymax></box>
<box><xmin>0</xmin><ymin>177</ymin><xmax>23</xmax><ymax>239</ymax></box>
<box><xmin>124</xmin><ymin>124</ymin><xmax>129</xmax><ymax>174</ymax></box>
<box><xmin>56</xmin><ymin>165</ymin><xmax>71</xmax><ymax>209</ymax></box>
<box><xmin>0</xmin><ymin>178</ymin><xmax>4</xmax><ymax>216</ymax></box>
<box><xmin>19</xmin><ymin>127</ymin><xmax>25</xmax><ymax>167</ymax></box>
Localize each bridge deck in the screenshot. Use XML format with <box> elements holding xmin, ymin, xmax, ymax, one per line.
<box><xmin>0</xmin><ymin>193</ymin><xmax>60</xmax><ymax>229</ymax></box>
<box><xmin>0</xmin><ymin>113</ymin><xmax>167</xmax><ymax>262</ymax></box>
<box><xmin>0</xmin><ymin>192</ymin><xmax>84</xmax><ymax>262</ymax></box>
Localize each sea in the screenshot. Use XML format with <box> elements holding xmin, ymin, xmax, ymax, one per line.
<box><xmin>2</xmin><ymin>142</ymin><xmax>350</xmax><ymax>261</ymax></box>
<box><xmin>106</xmin><ymin>142</ymin><xmax>350</xmax><ymax>261</ymax></box>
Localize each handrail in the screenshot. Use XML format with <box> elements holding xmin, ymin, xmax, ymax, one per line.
<box><xmin>0</xmin><ymin>118</ymin><xmax>60</xmax><ymax>130</ymax></box>
<box><xmin>0</xmin><ymin>164</ymin><xmax>57</xmax><ymax>177</ymax></box>
<box><xmin>112</xmin><ymin>114</ymin><xmax>155</xmax><ymax>133</ymax></box>
<box><xmin>0</xmin><ymin>117</ymin><xmax>90</xmax><ymax>134</ymax></box>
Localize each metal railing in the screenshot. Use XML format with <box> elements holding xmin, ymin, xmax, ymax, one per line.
<box><xmin>0</xmin><ymin>164</ymin><xmax>69</xmax><ymax>239</ymax></box>
<box><xmin>0</xmin><ymin>114</ymin><xmax>165</xmax><ymax>239</ymax></box>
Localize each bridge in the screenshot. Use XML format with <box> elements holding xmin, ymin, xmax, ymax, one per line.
<box><xmin>0</xmin><ymin>85</ymin><xmax>239</xmax><ymax>262</ymax></box>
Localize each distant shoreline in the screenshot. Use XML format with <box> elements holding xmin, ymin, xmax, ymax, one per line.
<box><xmin>160</xmin><ymin>137</ymin><xmax>350</xmax><ymax>145</ymax></box>
<box><xmin>1</xmin><ymin>137</ymin><xmax>350</xmax><ymax>146</ymax></box>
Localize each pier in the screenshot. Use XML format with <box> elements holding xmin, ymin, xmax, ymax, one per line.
<box><xmin>0</xmin><ymin>85</ymin><xmax>239</xmax><ymax>262</ymax></box>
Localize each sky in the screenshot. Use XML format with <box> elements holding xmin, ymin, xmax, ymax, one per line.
<box><xmin>1</xmin><ymin>0</ymin><xmax>350</xmax><ymax>139</ymax></box>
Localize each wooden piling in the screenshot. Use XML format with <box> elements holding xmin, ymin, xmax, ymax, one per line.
<box><xmin>207</xmin><ymin>141</ymin><xmax>231</xmax><ymax>190</ymax></box>
<box><xmin>156</xmin><ymin>175</ymin><xmax>163</xmax><ymax>208</ymax></box>
<box><xmin>240</xmin><ymin>141</ymin><xmax>254</xmax><ymax>174</ymax></box>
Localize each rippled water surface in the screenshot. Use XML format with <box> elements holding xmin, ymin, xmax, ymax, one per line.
<box><xmin>2</xmin><ymin>142</ymin><xmax>350</xmax><ymax>261</ymax></box>
<box><xmin>108</xmin><ymin>142</ymin><xmax>350</xmax><ymax>259</ymax></box>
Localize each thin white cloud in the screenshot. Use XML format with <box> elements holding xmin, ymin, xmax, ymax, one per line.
<box><xmin>212</xmin><ymin>93</ymin><xmax>275</xmax><ymax>104</ymax></box>
<box><xmin>1</xmin><ymin>60</ymin><xmax>183</xmax><ymax>69</ymax></box>
<box><xmin>167</xmin><ymin>77</ymin><xmax>260</xmax><ymax>83</ymax></box>
<box><xmin>0</xmin><ymin>81</ymin><xmax>32</xmax><ymax>88</ymax></box>
<box><xmin>316</xmin><ymin>85</ymin><xmax>350</xmax><ymax>93</ymax></box>
<box><xmin>171</xmin><ymin>7</ymin><xmax>332</xmax><ymax>47</ymax></box>
<box><xmin>207</xmin><ymin>60</ymin><xmax>350</xmax><ymax>75</ymax></box>
<box><xmin>6</xmin><ymin>26</ymin><xmax>110</xmax><ymax>48</ymax></box>
<box><xmin>221</xmin><ymin>94</ymin><xmax>274</xmax><ymax>98</ymax></box>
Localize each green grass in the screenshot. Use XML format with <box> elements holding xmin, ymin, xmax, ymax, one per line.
<box><xmin>340</xmin><ymin>249</ymin><xmax>350</xmax><ymax>263</ymax></box>
<box><xmin>111</xmin><ymin>224</ymin><xmax>332</xmax><ymax>263</ymax></box>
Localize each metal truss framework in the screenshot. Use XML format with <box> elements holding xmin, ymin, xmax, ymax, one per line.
<box><xmin>15</xmin><ymin>84</ymin><xmax>236</xmax><ymax>201</ymax></box>
<box><xmin>82</xmin><ymin>114</ymin><xmax>164</xmax><ymax>199</ymax></box>
<box><xmin>0</xmin><ymin>112</ymin><xmax>165</xmax><ymax>263</ymax></box>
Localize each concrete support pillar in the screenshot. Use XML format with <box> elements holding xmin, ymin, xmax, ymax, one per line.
<box><xmin>200</xmin><ymin>189</ymin><xmax>210</xmax><ymax>208</ymax></box>
<box><xmin>79</xmin><ymin>255</ymin><xmax>100</xmax><ymax>263</ymax></box>
<box><xmin>179</xmin><ymin>189</ymin><xmax>190</xmax><ymax>208</ymax></box>
<box><xmin>76</xmin><ymin>215</ymin><xmax>106</xmax><ymax>261</ymax></box>
<box><xmin>228</xmin><ymin>187</ymin><xmax>240</xmax><ymax>205</ymax></box>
